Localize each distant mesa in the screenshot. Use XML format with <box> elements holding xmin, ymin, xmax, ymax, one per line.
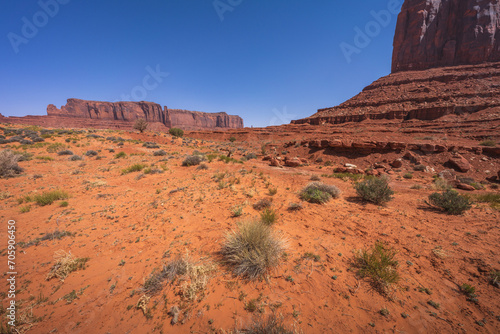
<box><xmin>2</xmin><ymin>98</ymin><xmax>244</xmax><ymax>131</ymax></box>
<box><xmin>294</xmin><ymin>0</ymin><xmax>500</xmax><ymax>126</ymax></box>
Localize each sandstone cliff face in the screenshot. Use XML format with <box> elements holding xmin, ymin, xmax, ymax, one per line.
<box><xmin>392</xmin><ymin>0</ymin><xmax>500</xmax><ymax>72</ymax></box>
<box><xmin>46</xmin><ymin>99</ymin><xmax>243</xmax><ymax>130</ymax></box>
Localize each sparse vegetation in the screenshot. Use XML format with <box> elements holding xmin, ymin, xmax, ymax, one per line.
<box><xmin>46</xmin><ymin>250</ymin><xmax>89</xmax><ymax>281</ymax></box>
<box><xmin>19</xmin><ymin>190</ymin><xmax>69</xmax><ymax>206</ymax></box>
<box><xmin>122</xmin><ymin>163</ymin><xmax>147</xmax><ymax>174</ymax></box>
<box><xmin>20</xmin><ymin>230</ymin><xmax>73</xmax><ymax>248</ymax></box>
<box><xmin>57</xmin><ymin>150</ymin><xmax>74</xmax><ymax>156</ymax></box>
<box><xmin>472</xmin><ymin>193</ymin><xmax>500</xmax><ymax>211</ymax></box>
<box><xmin>222</xmin><ymin>220</ymin><xmax>286</xmax><ymax>279</ymax></box>
<box><xmin>85</xmin><ymin>150</ymin><xmax>98</xmax><ymax>157</ymax></box>
<box><xmin>133</xmin><ymin>118</ymin><xmax>148</xmax><ymax>133</ymax></box>
<box><xmin>288</xmin><ymin>202</ymin><xmax>303</xmax><ymax>211</ymax></box>
<box><xmin>299</xmin><ymin>182</ymin><xmax>341</xmax><ymax>204</ymax></box>
<box><xmin>182</xmin><ymin>155</ymin><xmax>204</xmax><ymax>166</ymax></box>
<box><xmin>169</xmin><ymin>128</ymin><xmax>184</xmax><ymax>138</ymax></box>
<box><xmin>479</xmin><ymin>139</ymin><xmax>497</xmax><ymax>147</ymax></box>
<box><xmin>490</xmin><ymin>271</ymin><xmax>499</xmax><ymax>288</ymax></box>
<box><xmin>428</xmin><ymin>189</ymin><xmax>472</xmax><ymax>215</ymax></box>
<box><xmin>253</xmin><ymin>198</ymin><xmax>272</xmax><ymax>210</ymax></box>
<box><xmin>0</xmin><ymin>149</ymin><xmax>23</xmax><ymax>178</ymax></box>
<box><xmin>229</xmin><ymin>136</ymin><xmax>236</xmax><ymax>142</ymax></box>
<box><xmin>114</xmin><ymin>151</ymin><xmax>127</xmax><ymax>159</ymax></box>
<box><xmin>355</xmin><ymin>177</ymin><xmax>394</xmax><ymax>205</ymax></box>
<box><xmin>355</xmin><ymin>242</ymin><xmax>399</xmax><ymax>294</ymax></box>
<box><xmin>260</xmin><ymin>207</ymin><xmax>277</xmax><ymax>225</ymax></box>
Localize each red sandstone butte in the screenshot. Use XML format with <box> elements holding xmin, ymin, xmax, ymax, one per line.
<box><xmin>392</xmin><ymin>0</ymin><xmax>500</xmax><ymax>72</ymax></box>
<box><xmin>1</xmin><ymin>99</ymin><xmax>243</xmax><ymax>131</ymax></box>
<box><xmin>46</xmin><ymin>99</ymin><xmax>243</xmax><ymax>130</ymax></box>
<box><xmin>293</xmin><ymin>0</ymin><xmax>500</xmax><ymax>127</ymax></box>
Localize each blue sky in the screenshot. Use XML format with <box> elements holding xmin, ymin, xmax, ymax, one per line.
<box><xmin>1</xmin><ymin>0</ymin><xmax>403</xmax><ymax>127</ymax></box>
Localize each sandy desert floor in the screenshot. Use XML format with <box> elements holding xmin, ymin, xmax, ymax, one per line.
<box><xmin>0</xmin><ymin>124</ymin><xmax>499</xmax><ymax>334</ymax></box>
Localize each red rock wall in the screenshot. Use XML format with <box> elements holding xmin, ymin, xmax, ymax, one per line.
<box><xmin>45</xmin><ymin>99</ymin><xmax>243</xmax><ymax>130</ymax></box>
<box><xmin>392</xmin><ymin>0</ymin><xmax>500</xmax><ymax>72</ymax></box>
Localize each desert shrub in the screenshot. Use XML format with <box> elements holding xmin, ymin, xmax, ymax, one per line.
<box><xmin>20</xmin><ymin>230</ymin><xmax>73</xmax><ymax>248</ymax></box>
<box><xmin>231</xmin><ymin>205</ymin><xmax>243</xmax><ymax>217</ymax></box>
<box><xmin>143</xmin><ymin>142</ymin><xmax>159</xmax><ymax>149</ymax></box>
<box><xmin>324</xmin><ymin>172</ymin><xmax>365</xmax><ymax>181</ymax></box>
<box><xmin>403</xmin><ymin>173</ymin><xmax>413</xmax><ymax>179</ymax></box>
<box><xmin>46</xmin><ymin>250</ymin><xmax>89</xmax><ymax>282</ymax></box>
<box><xmin>413</xmin><ymin>164</ymin><xmax>426</xmax><ymax>172</ymax></box>
<box><xmin>299</xmin><ymin>182</ymin><xmax>341</xmax><ymax>204</ymax></box>
<box><xmin>355</xmin><ymin>242</ymin><xmax>399</xmax><ymax>294</ymax></box>
<box><xmin>196</xmin><ymin>163</ymin><xmax>209</xmax><ymax>170</ymax></box>
<box><xmin>310</xmin><ymin>175</ymin><xmax>321</xmax><ymax>181</ymax></box>
<box><xmin>32</xmin><ymin>190</ymin><xmax>69</xmax><ymax>206</ymax></box>
<box><xmin>85</xmin><ymin>150</ymin><xmax>98</xmax><ymax>157</ymax></box>
<box><xmin>268</xmin><ymin>187</ymin><xmax>278</xmax><ymax>196</ymax></box>
<box><xmin>20</xmin><ymin>205</ymin><xmax>31</xmax><ymax>213</ymax></box>
<box><xmin>460</xmin><ymin>283</ymin><xmax>477</xmax><ymax>298</ymax></box>
<box><xmin>428</xmin><ymin>189</ymin><xmax>472</xmax><ymax>215</ymax></box>
<box><xmin>122</xmin><ymin>164</ymin><xmax>147</xmax><ymax>174</ymax></box>
<box><xmin>473</xmin><ymin>193</ymin><xmax>500</xmax><ymax>211</ymax></box>
<box><xmin>70</xmin><ymin>155</ymin><xmax>82</xmax><ymax>161</ymax></box>
<box><xmin>153</xmin><ymin>150</ymin><xmax>166</xmax><ymax>156</ymax></box>
<box><xmin>219</xmin><ymin>155</ymin><xmax>242</xmax><ymax>164</ymax></box>
<box><xmin>288</xmin><ymin>202</ymin><xmax>303</xmax><ymax>211</ymax></box>
<box><xmin>46</xmin><ymin>143</ymin><xmax>66</xmax><ymax>153</ymax></box>
<box><xmin>260</xmin><ymin>208</ymin><xmax>277</xmax><ymax>225</ymax></box>
<box><xmin>229</xmin><ymin>136</ymin><xmax>236</xmax><ymax>142</ymax></box>
<box><xmin>433</xmin><ymin>177</ymin><xmax>452</xmax><ymax>191</ymax></box>
<box><xmin>0</xmin><ymin>150</ymin><xmax>23</xmax><ymax>178</ymax></box>
<box><xmin>490</xmin><ymin>271</ymin><xmax>500</xmax><ymax>288</ymax></box>
<box><xmin>355</xmin><ymin>177</ymin><xmax>394</xmax><ymax>204</ymax></box>
<box><xmin>114</xmin><ymin>151</ymin><xmax>126</xmax><ymax>159</ymax></box>
<box><xmin>244</xmin><ymin>153</ymin><xmax>257</xmax><ymax>160</ymax></box>
<box><xmin>222</xmin><ymin>220</ymin><xmax>286</xmax><ymax>279</ymax></box>
<box><xmin>36</xmin><ymin>156</ymin><xmax>53</xmax><ymax>161</ymax></box>
<box><xmin>134</xmin><ymin>118</ymin><xmax>148</xmax><ymax>133</ymax></box>
<box><xmin>231</xmin><ymin>314</ymin><xmax>296</xmax><ymax>334</ymax></box>
<box><xmin>253</xmin><ymin>198</ymin><xmax>272</xmax><ymax>210</ymax></box>
<box><xmin>480</xmin><ymin>140</ymin><xmax>497</xmax><ymax>147</ymax></box>
<box><xmin>169</xmin><ymin>128</ymin><xmax>184</xmax><ymax>138</ymax></box>
<box><xmin>182</xmin><ymin>155</ymin><xmax>204</xmax><ymax>166</ymax></box>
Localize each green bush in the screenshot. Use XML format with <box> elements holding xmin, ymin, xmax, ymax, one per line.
<box><xmin>114</xmin><ymin>151</ymin><xmax>126</xmax><ymax>159</ymax></box>
<box><xmin>299</xmin><ymin>182</ymin><xmax>341</xmax><ymax>204</ymax></box>
<box><xmin>355</xmin><ymin>177</ymin><xmax>394</xmax><ymax>205</ymax></box>
<box><xmin>169</xmin><ymin>128</ymin><xmax>184</xmax><ymax>138</ymax></box>
<box><xmin>260</xmin><ymin>207</ymin><xmax>277</xmax><ymax>225</ymax></box>
<box><xmin>23</xmin><ymin>190</ymin><xmax>70</xmax><ymax>206</ymax></box>
<box><xmin>428</xmin><ymin>190</ymin><xmax>472</xmax><ymax>215</ymax></box>
<box><xmin>355</xmin><ymin>242</ymin><xmax>399</xmax><ymax>293</ymax></box>
<box><xmin>122</xmin><ymin>164</ymin><xmax>147</xmax><ymax>174</ymax></box>
<box><xmin>229</xmin><ymin>136</ymin><xmax>236</xmax><ymax>142</ymax></box>
<box><xmin>222</xmin><ymin>220</ymin><xmax>285</xmax><ymax>279</ymax></box>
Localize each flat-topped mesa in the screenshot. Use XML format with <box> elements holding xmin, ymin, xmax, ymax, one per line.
<box><xmin>392</xmin><ymin>0</ymin><xmax>500</xmax><ymax>72</ymax></box>
<box><xmin>46</xmin><ymin>98</ymin><xmax>243</xmax><ymax>130</ymax></box>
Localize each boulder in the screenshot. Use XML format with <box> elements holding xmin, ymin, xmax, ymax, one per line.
<box><xmin>447</xmin><ymin>154</ymin><xmax>471</xmax><ymax>172</ymax></box>
<box><xmin>285</xmin><ymin>157</ymin><xmax>301</xmax><ymax>168</ymax></box>
<box><xmin>457</xmin><ymin>183</ymin><xmax>475</xmax><ymax>191</ymax></box>
<box><xmin>390</xmin><ymin>159</ymin><xmax>403</xmax><ymax>168</ymax></box>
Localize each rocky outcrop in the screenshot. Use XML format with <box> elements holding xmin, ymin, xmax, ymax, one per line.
<box><xmin>392</xmin><ymin>0</ymin><xmax>500</xmax><ymax>72</ymax></box>
<box><xmin>292</xmin><ymin>62</ymin><xmax>500</xmax><ymax>125</ymax></box>
<box><xmin>44</xmin><ymin>99</ymin><xmax>243</xmax><ymax>130</ymax></box>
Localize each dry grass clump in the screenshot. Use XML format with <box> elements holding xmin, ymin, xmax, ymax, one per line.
<box><xmin>253</xmin><ymin>198</ymin><xmax>272</xmax><ymax>210</ymax></box>
<box><xmin>229</xmin><ymin>314</ymin><xmax>300</xmax><ymax>334</ymax></box>
<box><xmin>143</xmin><ymin>254</ymin><xmax>215</xmax><ymax>301</ymax></box>
<box><xmin>19</xmin><ymin>190</ymin><xmax>69</xmax><ymax>206</ymax></box>
<box><xmin>299</xmin><ymin>182</ymin><xmax>341</xmax><ymax>204</ymax></box>
<box><xmin>46</xmin><ymin>250</ymin><xmax>89</xmax><ymax>281</ymax></box>
<box><xmin>222</xmin><ymin>220</ymin><xmax>286</xmax><ymax>279</ymax></box>
<box><xmin>355</xmin><ymin>242</ymin><xmax>399</xmax><ymax>295</ymax></box>
<box><xmin>0</xmin><ymin>149</ymin><xmax>23</xmax><ymax>178</ymax></box>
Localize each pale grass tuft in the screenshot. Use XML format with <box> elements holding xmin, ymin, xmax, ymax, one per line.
<box><xmin>136</xmin><ymin>295</ymin><xmax>150</xmax><ymax>315</ymax></box>
<box><xmin>46</xmin><ymin>250</ymin><xmax>89</xmax><ymax>282</ymax></box>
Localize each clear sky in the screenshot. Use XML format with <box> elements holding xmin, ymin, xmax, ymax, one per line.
<box><xmin>1</xmin><ymin>0</ymin><xmax>403</xmax><ymax>127</ymax></box>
